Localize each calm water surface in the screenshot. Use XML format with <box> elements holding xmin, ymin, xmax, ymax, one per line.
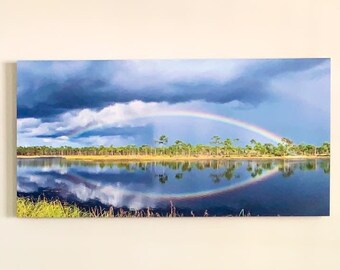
<box><xmin>17</xmin><ymin>158</ymin><xmax>330</xmax><ymax>216</ymax></box>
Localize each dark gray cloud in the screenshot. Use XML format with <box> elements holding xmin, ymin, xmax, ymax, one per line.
<box><xmin>17</xmin><ymin>58</ymin><xmax>329</xmax><ymax>119</ymax></box>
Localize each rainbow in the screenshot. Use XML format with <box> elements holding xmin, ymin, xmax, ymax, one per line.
<box><xmin>119</xmin><ymin>167</ymin><xmax>279</xmax><ymax>201</ymax></box>
<box><xmin>66</xmin><ymin>166</ymin><xmax>279</xmax><ymax>202</ymax></box>
<box><xmin>67</xmin><ymin>110</ymin><xmax>283</xmax><ymax>143</ymax></box>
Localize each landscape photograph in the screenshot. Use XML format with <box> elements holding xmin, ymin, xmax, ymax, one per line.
<box><xmin>16</xmin><ymin>59</ymin><xmax>330</xmax><ymax>217</ymax></box>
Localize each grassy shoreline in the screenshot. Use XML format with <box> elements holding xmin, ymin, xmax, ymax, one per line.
<box><xmin>17</xmin><ymin>197</ymin><xmax>250</xmax><ymax>218</ymax></box>
<box><xmin>17</xmin><ymin>154</ymin><xmax>330</xmax><ymax>162</ymax></box>
<box><xmin>17</xmin><ymin>197</ymin><xmax>163</xmax><ymax>218</ymax></box>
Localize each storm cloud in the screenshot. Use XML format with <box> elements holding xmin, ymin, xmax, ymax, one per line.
<box><xmin>17</xmin><ymin>58</ymin><xmax>328</xmax><ymax>119</ymax></box>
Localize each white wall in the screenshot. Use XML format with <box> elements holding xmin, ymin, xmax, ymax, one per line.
<box><xmin>1</xmin><ymin>1</ymin><xmax>339</xmax><ymax>269</ymax></box>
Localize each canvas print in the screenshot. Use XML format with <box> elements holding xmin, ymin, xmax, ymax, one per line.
<box><xmin>16</xmin><ymin>59</ymin><xmax>330</xmax><ymax>217</ymax></box>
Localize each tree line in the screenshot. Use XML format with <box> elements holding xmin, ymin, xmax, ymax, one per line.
<box><xmin>17</xmin><ymin>136</ymin><xmax>330</xmax><ymax>157</ymax></box>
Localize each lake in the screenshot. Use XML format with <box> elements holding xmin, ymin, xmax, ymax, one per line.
<box><xmin>17</xmin><ymin>158</ymin><xmax>330</xmax><ymax>216</ymax></box>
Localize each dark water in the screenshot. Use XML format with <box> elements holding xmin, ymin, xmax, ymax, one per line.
<box><xmin>17</xmin><ymin>158</ymin><xmax>330</xmax><ymax>216</ymax></box>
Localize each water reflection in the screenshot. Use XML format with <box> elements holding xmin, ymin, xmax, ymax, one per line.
<box><xmin>17</xmin><ymin>158</ymin><xmax>330</xmax><ymax>216</ymax></box>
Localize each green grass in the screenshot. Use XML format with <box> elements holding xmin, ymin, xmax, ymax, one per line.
<box><xmin>17</xmin><ymin>197</ymin><xmax>250</xmax><ymax>218</ymax></box>
<box><xmin>17</xmin><ymin>197</ymin><xmax>174</xmax><ymax>218</ymax></box>
<box><xmin>17</xmin><ymin>197</ymin><xmax>87</xmax><ymax>218</ymax></box>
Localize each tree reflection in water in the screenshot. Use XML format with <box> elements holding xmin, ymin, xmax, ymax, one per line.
<box><xmin>17</xmin><ymin>158</ymin><xmax>330</xmax><ymax>185</ymax></box>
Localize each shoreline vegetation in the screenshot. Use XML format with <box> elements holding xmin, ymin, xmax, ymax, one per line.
<box><xmin>17</xmin><ymin>197</ymin><xmax>251</xmax><ymax>218</ymax></box>
<box><xmin>17</xmin><ymin>136</ymin><xmax>330</xmax><ymax>161</ymax></box>
<box><xmin>17</xmin><ymin>154</ymin><xmax>330</xmax><ymax>161</ymax></box>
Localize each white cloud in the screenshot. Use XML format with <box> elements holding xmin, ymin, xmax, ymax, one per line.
<box><xmin>54</xmin><ymin>179</ymin><xmax>156</xmax><ymax>210</ymax></box>
<box><xmin>17</xmin><ymin>100</ymin><xmax>248</xmax><ymax>146</ymax></box>
<box><xmin>40</xmin><ymin>100</ymin><xmax>181</xmax><ymax>136</ymax></box>
<box><xmin>57</xmin><ymin>136</ymin><xmax>69</xmax><ymax>141</ymax></box>
<box><xmin>18</xmin><ymin>119</ymin><xmax>59</xmax><ymax>137</ymax></box>
<box><xmin>76</xmin><ymin>135</ymin><xmax>136</xmax><ymax>146</ymax></box>
<box><xmin>17</xmin><ymin>118</ymin><xmax>41</xmax><ymax>131</ymax></box>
